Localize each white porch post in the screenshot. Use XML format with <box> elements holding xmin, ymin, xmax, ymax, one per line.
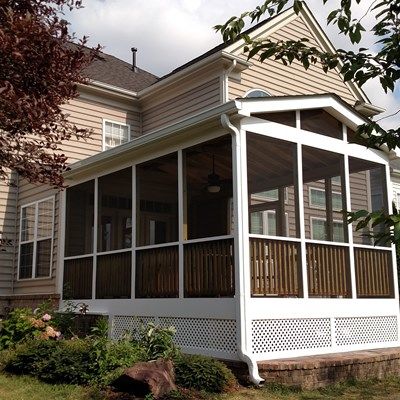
<box><xmin>178</xmin><ymin>150</ymin><xmax>184</xmax><ymax>299</ymax></box>
<box><xmin>92</xmin><ymin>178</ymin><xmax>98</xmax><ymax>300</ymax></box>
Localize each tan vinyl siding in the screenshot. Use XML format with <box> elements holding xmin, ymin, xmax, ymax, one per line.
<box><xmin>12</xmin><ymin>92</ymin><xmax>140</xmax><ymax>295</ymax></box>
<box><xmin>229</xmin><ymin>16</ymin><xmax>357</xmax><ymax>105</ymax></box>
<box><xmin>142</xmin><ymin>77</ymin><xmax>221</xmax><ymax>134</ymax></box>
<box><xmin>12</xmin><ymin>180</ymin><xmax>59</xmax><ymax>295</ymax></box>
<box><xmin>61</xmin><ymin>96</ymin><xmax>141</xmax><ymax>163</ymax></box>
<box><xmin>0</xmin><ymin>172</ymin><xmax>18</xmax><ymax>294</ymax></box>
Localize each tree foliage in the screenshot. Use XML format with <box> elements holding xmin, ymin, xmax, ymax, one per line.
<box><xmin>216</xmin><ymin>0</ymin><xmax>400</xmax><ymax>244</ymax></box>
<box><xmin>0</xmin><ymin>0</ymin><xmax>99</xmax><ymax>187</ymax></box>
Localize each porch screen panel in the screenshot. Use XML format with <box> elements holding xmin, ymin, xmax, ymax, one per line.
<box><xmin>302</xmin><ymin>146</ymin><xmax>347</xmax><ymax>243</ymax></box>
<box><xmin>97</xmin><ymin>167</ymin><xmax>132</xmax><ymax>252</ymax></box>
<box><xmin>301</xmin><ymin>109</ymin><xmax>343</xmax><ymax>139</ymax></box>
<box><xmin>184</xmin><ymin>135</ymin><xmax>232</xmax><ymax>240</ymax></box>
<box><xmin>247</xmin><ymin>133</ymin><xmax>299</xmax><ymax>238</ymax></box>
<box><xmin>136</xmin><ymin>153</ymin><xmax>178</xmax><ymax>246</ymax></box>
<box><xmin>349</xmin><ymin>158</ymin><xmax>388</xmax><ymax>246</ymax></box>
<box><xmin>65</xmin><ymin>180</ymin><xmax>94</xmax><ymax>257</ymax></box>
<box><xmin>136</xmin><ymin>246</ymin><xmax>179</xmax><ymax>298</ymax></box>
<box><xmin>63</xmin><ymin>257</ymin><xmax>93</xmax><ymax>299</ymax></box>
<box><xmin>96</xmin><ymin>251</ymin><xmax>131</xmax><ymax>299</ymax></box>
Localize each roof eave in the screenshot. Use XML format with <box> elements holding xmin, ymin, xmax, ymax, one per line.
<box><xmin>79</xmin><ymin>80</ymin><xmax>139</xmax><ymax>100</ymax></box>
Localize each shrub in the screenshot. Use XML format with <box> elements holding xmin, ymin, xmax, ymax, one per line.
<box><xmin>5</xmin><ymin>336</ymin><xmax>146</xmax><ymax>385</ymax></box>
<box><xmin>0</xmin><ymin>306</ymin><xmax>62</xmax><ymax>350</ymax></box>
<box><xmin>174</xmin><ymin>354</ymin><xmax>236</xmax><ymax>393</ymax></box>
<box><xmin>138</xmin><ymin>323</ymin><xmax>180</xmax><ymax>361</ymax></box>
<box><xmin>5</xmin><ymin>339</ymin><xmax>98</xmax><ymax>384</ymax></box>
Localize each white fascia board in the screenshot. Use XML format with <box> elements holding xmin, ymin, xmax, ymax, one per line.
<box><xmin>64</xmin><ymin>100</ymin><xmax>241</xmax><ymax>178</ymax></box>
<box><xmin>139</xmin><ymin>52</ymin><xmax>250</xmax><ymax>99</ymax></box>
<box><xmin>237</xmin><ymin>95</ymin><xmax>366</xmax><ymax>127</ymax></box>
<box><xmin>355</xmin><ymin>102</ymin><xmax>386</xmax><ymax>117</ymax></box>
<box><xmin>79</xmin><ymin>80</ymin><xmax>138</xmax><ymax>101</ymax></box>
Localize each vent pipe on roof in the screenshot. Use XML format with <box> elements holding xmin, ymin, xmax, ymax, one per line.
<box><xmin>131</xmin><ymin>47</ymin><xmax>138</xmax><ymax>72</ymax></box>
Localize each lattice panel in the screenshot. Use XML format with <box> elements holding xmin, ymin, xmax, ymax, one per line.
<box><xmin>111</xmin><ymin>315</ymin><xmax>237</xmax><ymax>354</ymax></box>
<box><xmin>112</xmin><ymin>315</ymin><xmax>155</xmax><ymax>340</ymax></box>
<box><xmin>335</xmin><ymin>316</ymin><xmax>398</xmax><ymax>346</ymax></box>
<box><xmin>251</xmin><ymin>318</ymin><xmax>331</xmax><ymax>354</ymax></box>
<box><xmin>159</xmin><ymin>317</ymin><xmax>237</xmax><ymax>354</ymax></box>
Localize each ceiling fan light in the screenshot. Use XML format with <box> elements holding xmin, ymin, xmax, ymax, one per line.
<box><xmin>207</xmin><ymin>184</ymin><xmax>221</xmax><ymax>193</ymax></box>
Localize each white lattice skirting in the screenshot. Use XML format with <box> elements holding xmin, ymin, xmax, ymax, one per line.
<box><xmin>111</xmin><ymin>316</ymin><xmax>237</xmax><ymax>357</ymax></box>
<box><xmin>251</xmin><ymin>316</ymin><xmax>399</xmax><ymax>355</ymax></box>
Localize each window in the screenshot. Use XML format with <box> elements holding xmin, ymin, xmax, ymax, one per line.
<box><xmin>311</xmin><ymin>217</ymin><xmax>344</xmax><ymax>242</ymax></box>
<box><xmin>250</xmin><ymin>210</ymin><xmax>289</xmax><ymax>236</ymax></box>
<box><xmin>245</xmin><ymin>89</ymin><xmax>270</xmax><ymax>98</ymax></box>
<box><xmin>19</xmin><ymin>198</ymin><xmax>54</xmax><ymax>279</ymax></box>
<box><xmin>103</xmin><ymin>120</ymin><xmax>130</xmax><ymax>150</ymax></box>
<box><xmin>309</xmin><ymin>188</ymin><xmax>342</xmax><ymax>211</ymax></box>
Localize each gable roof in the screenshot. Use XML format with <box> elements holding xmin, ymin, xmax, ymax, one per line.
<box><xmin>84</xmin><ymin>50</ymin><xmax>158</xmax><ymax>92</ymax></box>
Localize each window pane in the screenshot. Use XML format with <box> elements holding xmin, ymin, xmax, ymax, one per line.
<box><xmin>349</xmin><ymin>158</ymin><xmax>388</xmax><ymax>246</ymax></box>
<box><xmin>185</xmin><ymin>136</ymin><xmax>232</xmax><ymax>240</ymax></box>
<box><xmin>104</xmin><ymin>121</ymin><xmax>129</xmax><ymax>149</ymax></box>
<box><xmin>303</xmin><ymin>146</ymin><xmax>347</xmax><ymax>242</ymax></box>
<box><xmin>21</xmin><ymin>205</ymin><xmax>35</xmax><ymax>242</ymax></box>
<box><xmin>137</xmin><ymin>153</ymin><xmax>178</xmax><ymax>246</ymax></box>
<box><xmin>247</xmin><ymin>133</ymin><xmax>299</xmax><ymax>238</ymax></box>
<box><xmin>36</xmin><ymin>239</ymin><xmax>51</xmax><ymax>277</ymax></box>
<box><xmin>312</xmin><ymin>219</ymin><xmax>326</xmax><ymax>241</ymax></box>
<box><xmin>98</xmin><ymin>168</ymin><xmax>132</xmax><ymax>252</ymax></box>
<box><xmin>65</xmin><ymin>180</ymin><xmax>94</xmax><ymax>257</ymax></box>
<box><xmin>301</xmin><ymin>109</ymin><xmax>343</xmax><ymax>139</ymax></box>
<box><xmin>19</xmin><ymin>242</ymin><xmax>34</xmax><ymax>279</ymax></box>
<box><xmin>37</xmin><ymin>200</ymin><xmax>53</xmax><ymax>238</ymax></box>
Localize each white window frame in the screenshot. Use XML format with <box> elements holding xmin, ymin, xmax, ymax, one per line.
<box><xmin>18</xmin><ymin>196</ymin><xmax>54</xmax><ymax>280</ymax></box>
<box><xmin>102</xmin><ymin>119</ymin><xmax>131</xmax><ymax>151</ymax></box>
<box><xmin>310</xmin><ymin>216</ymin><xmax>344</xmax><ymax>242</ymax></box>
<box><xmin>308</xmin><ymin>187</ymin><xmax>342</xmax><ymax>211</ymax></box>
<box><xmin>251</xmin><ymin>187</ymin><xmax>289</xmax><ymax>203</ymax></box>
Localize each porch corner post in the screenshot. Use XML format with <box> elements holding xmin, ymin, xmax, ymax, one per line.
<box><xmin>57</xmin><ymin>189</ymin><xmax>67</xmax><ymax>302</ymax></box>
<box><xmin>223</xmin><ymin>113</ymin><xmax>264</xmax><ymax>385</ymax></box>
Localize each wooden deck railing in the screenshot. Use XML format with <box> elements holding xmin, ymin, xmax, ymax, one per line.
<box><xmin>184</xmin><ymin>238</ymin><xmax>234</xmax><ymax>297</ymax></box>
<box><xmin>250</xmin><ymin>238</ymin><xmax>302</xmax><ymax>297</ymax></box>
<box><xmin>354</xmin><ymin>247</ymin><xmax>394</xmax><ymax>298</ymax></box>
<box><xmin>63</xmin><ymin>257</ymin><xmax>93</xmax><ymax>299</ymax></box>
<box><xmin>96</xmin><ymin>251</ymin><xmax>131</xmax><ymax>299</ymax></box>
<box><xmin>306</xmin><ymin>243</ymin><xmax>351</xmax><ymax>298</ymax></box>
<box><xmin>136</xmin><ymin>246</ymin><xmax>179</xmax><ymax>298</ymax></box>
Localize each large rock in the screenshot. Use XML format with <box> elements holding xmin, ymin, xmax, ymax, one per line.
<box><xmin>111</xmin><ymin>359</ymin><xmax>177</xmax><ymax>399</ymax></box>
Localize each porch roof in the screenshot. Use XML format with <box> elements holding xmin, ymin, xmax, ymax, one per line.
<box><xmin>64</xmin><ymin>93</ymin><xmax>394</xmax><ymax>181</ymax></box>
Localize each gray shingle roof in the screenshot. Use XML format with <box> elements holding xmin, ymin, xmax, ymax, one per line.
<box><xmin>84</xmin><ymin>51</ymin><xmax>158</xmax><ymax>92</ymax></box>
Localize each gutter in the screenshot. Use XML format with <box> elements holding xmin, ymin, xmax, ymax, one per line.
<box><xmin>78</xmin><ymin>80</ymin><xmax>138</xmax><ymax>101</ymax></box>
<box><xmin>223</xmin><ymin>60</ymin><xmax>237</xmax><ymax>103</ymax></box>
<box><xmin>221</xmin><ymin>113</ymin><xmax>264</xmax><ymax>386</ymax></box>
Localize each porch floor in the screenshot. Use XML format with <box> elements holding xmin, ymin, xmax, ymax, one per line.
<box><xmin>257</xmin><ymin>347</ymin><xmax>400</xmax><ymax>389</ymax></box>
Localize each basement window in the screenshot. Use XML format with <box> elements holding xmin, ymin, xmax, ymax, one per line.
<box><xmin>19</xmin><ymin>197</ymin><xmax>54</xmax><ymax>279</ymax></box>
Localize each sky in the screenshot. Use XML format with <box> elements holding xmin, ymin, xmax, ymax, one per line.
<box><xmin>66</xmin><ymin>0</ymin><xmax>399</xmax><ymax>130</ymax></box>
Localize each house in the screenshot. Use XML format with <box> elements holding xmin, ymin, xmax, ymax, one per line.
<box><xmin>0</xmin><ymin>3</ymin><xmax>399</xmax><ymax>384</ymax></box>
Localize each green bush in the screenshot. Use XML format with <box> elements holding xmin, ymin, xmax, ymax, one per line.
<box><xmin>174</xmin><ymin>354</ymin><xmax>236</xmax><ymax>393</ymax></box>
<box><xmin>5</xmin><ymin>337</ymin><xmax>146</xmax><ymax>385</ymax></box>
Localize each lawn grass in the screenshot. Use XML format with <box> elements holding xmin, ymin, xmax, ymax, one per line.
<box><xmin>0</xmin><ymin>373</ymin><xmax>103</xmax><ymax>400</ymax></box>
<box><xmin>1</xmin><ymin>373</ymin><xmax>400</xmax><ymax>399</ymax></box>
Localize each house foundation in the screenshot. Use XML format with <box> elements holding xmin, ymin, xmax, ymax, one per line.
<box><xmin>258</xmin><ymin>348</ymin><xmax>400</xmax><ymax>389</ymax></box>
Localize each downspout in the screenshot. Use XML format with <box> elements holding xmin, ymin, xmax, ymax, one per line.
<box><xmin>222</xmin><ymin>60</ymin><xmax>237</xmax><ymax>103</ymax></box>
<box><xmin>11</xmin><ymin>172</ymin><xmax>19</xmax><ymax>294</ymax></box>
<box><xmin>221</xmin><ymin>113</ymin><xmax>264</xmax><ymax>386</ymax></box>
